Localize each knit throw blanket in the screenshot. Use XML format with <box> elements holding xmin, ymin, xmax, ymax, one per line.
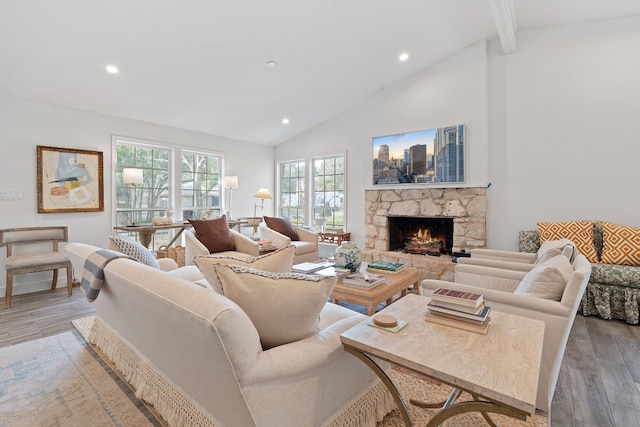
<box><xmin>81</xmin><ymin>249</ymin><xmax>130</xmax><ymax>302</ymax></box>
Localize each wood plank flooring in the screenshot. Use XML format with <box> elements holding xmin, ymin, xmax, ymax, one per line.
<box><xmin>2</xmin><ymin>289</ymin><xmax>639</xmax><ymax>426</ymax></box>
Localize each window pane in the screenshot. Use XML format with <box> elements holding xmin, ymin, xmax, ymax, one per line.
<box><xmin>313</xmin><ymin>155</ymin><xmax>345</xmax><ymax>231</ymax></box>
<box><xmin>181</xmin><ymin>150</ymin><xmax>222</xmax><ymax>220</ymax></box>
<box><xmin>278</xmin><ymin>160</ymin><xmax>306</xmax><ymax>227</ymax></box>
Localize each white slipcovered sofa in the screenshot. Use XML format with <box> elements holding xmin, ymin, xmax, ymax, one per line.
<box><xmin>65</xmin><ymin>242</ymin><xmax>394</xmax><ymax>427</ymax></box>
<box><xmin>421</xmin><ymin>253</ymin><xmax>591</xmax><ymax>414</ymax></box>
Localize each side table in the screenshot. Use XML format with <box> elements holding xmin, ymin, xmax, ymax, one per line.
<box><xmin>318</xmin><ymin>232</ymin><xmax>351</xmax><ymax>245</ymax></box>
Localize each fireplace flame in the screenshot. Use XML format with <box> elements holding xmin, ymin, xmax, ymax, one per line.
<box><xmin>405</xmin><ymin>227</ymin><xmax>443</xmax><ymax>255</ymax></box>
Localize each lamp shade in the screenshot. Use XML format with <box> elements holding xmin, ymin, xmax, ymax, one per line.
<box><xmin>224</xmin><ymin>175</ymin><xmax>239</xmax><ymax>189</ymax></box>
<box><xmin>253</xmin><ymin>188</ymin><xmax>273</xmax><ymax>200</ymax></box>
<box><xmin>122</xmin><ymin>168</ymin><xmax>143</xmax><ymax>185</ymax></box>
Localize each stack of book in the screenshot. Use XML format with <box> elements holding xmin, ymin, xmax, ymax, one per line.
<box><xmin>342</xmin><ymin>272</ymin><xmax>386</xmax><ymax>290</ymax></box>
<box><xmin>425</xmin><ymin>287</ymin><xmax>491</xmax><ymax>334</ymax></box>
<box><xmin>366</xmin><ymin>260</ymin><xmax>405</xmax><ymax>275</ymax></box>
<box><xmin>258</xmin><ymin>239</ymin><xmax>277</xmax><ymax>251</ymax></box>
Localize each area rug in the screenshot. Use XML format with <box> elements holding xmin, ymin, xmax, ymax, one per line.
<box><xmin>0</xmin><ymin>330</ymin><xmax>162</xmax><ymax>427</ymax></box>
<box><xmin>7</xmin><ymin>316</ymin><xmax>546</xmax><ymax>427</ymax></box>
<box><xmin>380</xmin><ymin>367</ymin><xmax>548</xmax><ymax>426</ymax></box>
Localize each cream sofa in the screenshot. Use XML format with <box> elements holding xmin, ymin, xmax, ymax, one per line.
<box><xmin>421</xmin><ymin>253</ymin><xmax>591</xmax><ymax>414</ymax></box>
<box><xmin>65</xmin><ymin>242</ymin><xmax>394</xmax><ymax>427</ymax></box>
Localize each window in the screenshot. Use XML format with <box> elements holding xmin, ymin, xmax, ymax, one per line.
<box><xmin>277</xmin><ymin>154</ymin><xmax>346</xmax><ymax>231</ymax></box>
<box><xmin>114</xmin><ymin>137</ymin><xmax>223</xmax><ymax>250</ymax></box>
<box><xmin>313</xmin><ymin>155</ymin><xmax>345</xmax><ymax>230</ymax></box>
<box><xmin>115</xmin><ymin>142</ymin><xmax>171</xmax><ymax>228</ymax></box>
<box><xmin>278</xmin><ymin>160</ymin><xmax>306</xmax><ymax>227</ymax></box>
<box><xmin>181</xmin><ymin>150</ymin><xmax>222</xmax><ymax>221</ymax></box>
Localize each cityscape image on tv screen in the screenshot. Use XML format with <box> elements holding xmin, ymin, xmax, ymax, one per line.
<box><xmin>372</xmin><ymin>124</ymin><xmax>465</xmax><ymax>185</ymax></box>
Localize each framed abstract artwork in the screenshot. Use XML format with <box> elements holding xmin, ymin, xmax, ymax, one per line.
<box><xmin>37</xmin><ymin>145</ymin><xmax>104</xmax><ymax>213</ymax></box>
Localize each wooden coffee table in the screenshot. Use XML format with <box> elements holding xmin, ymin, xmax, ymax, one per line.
<box><xmin>340</xmin><ymin>294</ymin><xmax>544</xmax><ymax>426</ymax></box>
<box><xmin>330</xmin><ymin>267</ymin><xmax>419</xmax><ymax>315</ymax></box>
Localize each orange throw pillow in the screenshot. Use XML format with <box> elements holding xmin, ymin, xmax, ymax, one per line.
<box><xmin>537</xmin><ymin>221</ymin><xmax>598</xmax><ymax>263</ymax></box>
<box><xmin>600</xmin><ymin>222</ymin><xmax>640</xmax><ymax>265</ymax></box>
<box><xmin>189</xmin><ymin>216</ymin><xmax>236</xmax><ymax>253</ymax></box>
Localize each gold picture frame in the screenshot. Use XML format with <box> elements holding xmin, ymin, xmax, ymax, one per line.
<box><xmin>37</xmin><ymin>145</ymin><xmax>104</xmax><ymax>213</ymax></box>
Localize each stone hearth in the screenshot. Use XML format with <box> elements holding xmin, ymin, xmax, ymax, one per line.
<box><xmin>363</xmin><ymin>188</ymin><xmax>487</xmax><ymax>281</ymax></box>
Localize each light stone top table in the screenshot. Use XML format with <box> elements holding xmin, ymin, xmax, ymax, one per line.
<box><xmin>340</xmin><ymin>293</ymin><xmax>544</xmax><ymax>426</ymax></box>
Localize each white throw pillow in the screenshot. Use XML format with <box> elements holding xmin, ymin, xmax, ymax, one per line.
<box><xmin>535</xmin><ymin>238</ymin><xmax>576</xmax><ymax>264</ymax></box>
<box><xmin>193</xmin><ymin>245</ymin><xmax>295</xmax><ymax>293</ymax></box>
<box><xmin>108</xmin><ymin>235</ymin><xmax>159</xmax><ymax>269</ymax></box>
<box><xmin>212</xmin><ymin>264</ymin><xmax>337</xmax><ymax>349</ymax></box>
<box><xmin>515</xmin><ymin>255</ymin><xmax>573</xmax><ymax>301</ymax></box>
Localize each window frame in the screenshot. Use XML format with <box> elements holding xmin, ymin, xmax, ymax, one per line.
<box><xmin>276</xmin><ymin>152</ymin><xmax>346</xmax><ymax>231</ymax></box>
<box><xmin>112</xmin><ymin>136</ymin><xmax>225</xmax><ymax>250</ymax></box>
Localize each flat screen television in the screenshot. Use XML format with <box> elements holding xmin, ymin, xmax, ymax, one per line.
<box><xmin>372</xmin><ymin>124</ymin><xmax>465</xmax><ymax>185</ymax></box>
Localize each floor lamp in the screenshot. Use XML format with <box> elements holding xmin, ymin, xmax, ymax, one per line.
<box><xmin>252</xmin><ymin>188</ymin><xmax>273</xmax><ymax>239</ymax></box>
<box><xmin>122</xmin><ymin>168</ymin><xmax>143</xmax><ymax>227</ymax></box>
<box><xmin>224</xmin><ymin>175</ymin><xmax>238</xmax><ymax>219</ymax></box>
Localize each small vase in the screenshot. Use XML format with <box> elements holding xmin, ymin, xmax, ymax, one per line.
<box><xmin>334</xmin><ymin>241</ymin><xmax>363</xmax><ymax>273</ymax></box>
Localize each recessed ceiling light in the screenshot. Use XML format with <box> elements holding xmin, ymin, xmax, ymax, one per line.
<box><xmin>282</xmin><ymin>118</ymin><xmax>290</xmax><ymax>125</ymax></box>
<box><xmin>267</xmin><ymin>61</ymin><xmax>277</xmax><ymax>68</ymax></box>
<box><xmin>105</xmin><ymin>65</ymin><xmax>119</xmax><ymax>74</ymax></box>
<box><xmin>399</xmin><ymin>52</ymin><xmax>409</xmax><ymax>62</ymax></box>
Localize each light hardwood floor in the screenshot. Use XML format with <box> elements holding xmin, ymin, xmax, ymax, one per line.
<box><xmin>1</xmin><ymin>288</ymin><xmax>639</xmax><ymax>427</ymax></box>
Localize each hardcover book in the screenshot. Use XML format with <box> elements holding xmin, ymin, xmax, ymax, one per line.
<box><xmin>428</xmin><ymin>299</ymin><xmax>486</xmax><ymax>315</ymax></box>
<box><xmin>429</xmin><ymin>287</ymin><xmax>484</xmax><ymax>308</ymax></box>
<box><xmin>424</xmin><ymin>311</ymin><xmax>491</xmax><ymax>335</ymax></box>
<box><xmin>292</xmin><ymin>262</ymin><xmax>333</xmax><ymax>274</ymax></box>
<box><xmin>342</xmin><ymin>272</ymin><xmax>386</xmax><ymax>290</ymax></box>
<box><xmin>367</xmin><ymin>261</ymin><xmax>405</xmax><ymax>272</ymax></box>
<box><xmin>426</xmin><ymin>301</ymin><xmax>491</xmax><ymax>322</ymax></box>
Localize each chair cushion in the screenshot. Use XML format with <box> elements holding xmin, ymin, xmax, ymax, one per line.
<box><xmin>600</xmin><ymin>222</ymin><xmax>640</xmax><ymax>266</ymax></box>
<box><xmin>211</xmin><ymin>264</ymin><xmax>336</xmax><ymax>349</ymax></box>
<box><xmin>189</xmin><ymin>216</ymin><xmax>235</xmax><ymax>254</ymax></box>
<box><xmin>292</xmin><ymin>240</ymin><xmax>317</xmax><ymax>255</ymax></box>
<box><xmin>535</xmin><ymin>238</ymin><xmax>576</xmax><ymax>264</ymax></box>
<box><xmin>264</xmin><ymin>216</ymin><xmax>299</xmax><ymax>241</ymax></box>
<box><xmin>537</xmin><ymin>221</ymin><xmax>599</xmax><ymax>263</ymax></box>
<box><xmin>108</xmin><ymin>235</ymin><xmax>159</xmax><ymax>269</ymax></box>
<box><xmin>193</xmin><ymin>245</ymin><xmax>296</xmax><ymax>293</ymax></box>
<box><xmin>5</xmin><ymin>252</ymin><xmax>71</xmax><ymax>270</ymax></box>
<box><xmin>514</xmin><ymin>255</ymin><xmax>573</xmax><ymax>300</ymax></box>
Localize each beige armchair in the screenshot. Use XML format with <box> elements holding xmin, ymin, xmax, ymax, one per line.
<box><xmin>421</xmin><ymin>253</ymin><xmax>591</xmax><ymax>414</ymax></box>
<box><xmin>260</xmin><ymin>224</ymin><xmax>319</xmax><ymax>264</ymax></box>
<box><xmin>185</xmin><ymin>228</ymin><xmax>259</xmax><ymax>265</ymax></box>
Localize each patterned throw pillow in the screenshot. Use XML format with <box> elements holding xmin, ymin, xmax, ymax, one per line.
<box><xmin>108</xmin><ymin>236</ymin><xmax>160</xmax><ymax>269</ymax></box>
<box><xmin>193</xmin><ymin>245</ymin><xmax>296</xmax><ymax>293</ymax></box>
<box><xmin>212</xmin><ymin>264</ymin><xmax>336</xmax><ymax>349</ymax></box>
<box><xmin>600</xmin><ymin>222</ymin><xmax>640</xmax><ymax>266</ymax></box>
<box><xmin>537</xmin><ymin>221</ymin><xmax>599</xmax><ymax>263</ymax></box>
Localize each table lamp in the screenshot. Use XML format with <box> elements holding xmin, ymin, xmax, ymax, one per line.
<box><xmin>122</xmin><ymin>168</ymin><xmax>143</xmax><ymax>226</ymax></box>
<box><xmin>252</xmin><ymin>188</ymin><xmax>273</xmax><ymax>239</ymax></box>
<box><xmin>224</xmin><ymin>175</ymin><xmax>239</xmax><ymax>219</ymax></box>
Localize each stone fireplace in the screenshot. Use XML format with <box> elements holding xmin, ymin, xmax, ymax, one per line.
<box><xmin>364</xmin><ymin>188</ymin><xmax>487</xmax><ymax>281</ymax></box>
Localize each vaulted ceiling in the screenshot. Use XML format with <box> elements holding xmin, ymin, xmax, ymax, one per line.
<box><xmin>1</xmin><ymin>1</ymin><xmax>638</xmax><ymax>145</ymax></box>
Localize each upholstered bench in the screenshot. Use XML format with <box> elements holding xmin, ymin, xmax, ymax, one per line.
<box><xmin>520</xmin><ymin>221</ymin><xmax>640</xmax><ymax>324</ymax></box>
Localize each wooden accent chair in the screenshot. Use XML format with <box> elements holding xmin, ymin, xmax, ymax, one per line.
<box><xmin>0</xmin><ymin>226</ymin><xmax>73</xmax><ymax>308</ymax></box>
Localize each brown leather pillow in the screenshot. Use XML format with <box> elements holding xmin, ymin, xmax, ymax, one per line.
<box><xmin>264</xmin><ymin>216</ymin><xmax>299</xmax><ymax>241</ymax></box>
<box><xmin>189</xmin><ymin>216</ymin><xmax>236</xmax><ymax>253</ymax></box>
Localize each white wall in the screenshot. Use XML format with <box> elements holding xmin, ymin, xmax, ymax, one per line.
<box><xmin>487</xmin><ymin>15</ymin><xmax>640</xmax><ymax>249</ymax></box>
<box><xmin>0</xmin><ymin>94</ymin><xmax>274</xmax><ymax>293</ymax></box>
<box><xmin>277</xmin><ymin>16</ymin><xmax>640</xmax><ymax>252</ymax></box>
<box><xmin>275</xmin><ymin>41</ymin><xmax>490</xmax><ymax>247</ymax></box>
